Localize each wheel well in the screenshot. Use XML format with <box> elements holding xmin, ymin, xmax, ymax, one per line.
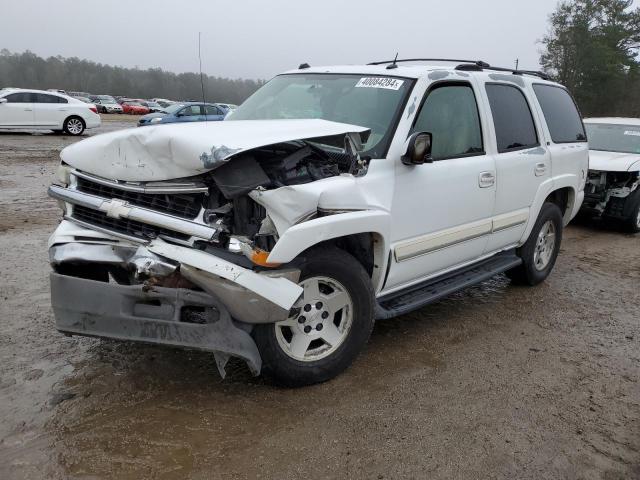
<box><xmin>64</xmin><ymin>115</ymin><xmax>85</xmax><ymax>127</ymax></box>
<box><xmin>298</xmin><ymin>232</ymin><xmax>383</xmax><ymax>280</ymax></box>
<box><xmin>544</xmin><ymin>187</ymin><xmax>572</xmax><ymax>219</ymax></box>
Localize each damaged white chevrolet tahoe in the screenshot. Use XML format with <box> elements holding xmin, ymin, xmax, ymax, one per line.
<box><xmin>48</xmin><ymin>60</ymin><xmax>588</xmax><ymax>386</ymax></box>
<box><xmin>580</xmin><ymin>118</ymin><xmax>640</xmax><ymax>232</ymax></box>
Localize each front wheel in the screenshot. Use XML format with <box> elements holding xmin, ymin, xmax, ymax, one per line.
<box><xmin>506</xmin><ymin>202</ymin><xmax>563</xmax><ymax>286</ymax></box>
<box><xmin>625</xmin><ymin>193</ymin><xmax>640</xmax><ymax>233</ymax></box>
<box><xmin>253</xmin><ymin>248</ymin><xmax>374</xmax><ymax>387</ymax></box>
<box><xmin>63</xmin><ymin>116</ymin><xmax>85</xmax><ymax>136</ymax></box>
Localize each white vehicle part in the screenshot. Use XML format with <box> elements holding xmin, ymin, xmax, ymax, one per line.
<box><xmin>60</xmin><ymin>119</ymin><xmax>370</xmax><ymax>182</ymax></box>
<box><xmin>249</xmin><ymin>174</ymin><xmax>378</xmax><ymax>235</ymax></box>
<box><xmin>146</xmin><ymin>239</ymin><xmax>303</xmax><ymax>311</ymax></box>
<box><xmin>588</xmin><ymin>150</ymin><xmax>640</xmax><ymax>173</ymax></box>
<box><xmin>266</xmin><ymin>210</ymin><xmax>390</xmax><ymax>291</ymax></box>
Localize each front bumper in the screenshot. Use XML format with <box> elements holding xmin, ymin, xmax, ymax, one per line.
<box><xmin>51</xmin><ymin>272</ymin><xmax>262</xmax><ymax>376</ymax></box>
<box><xmin>48</xmin><ymin>221</ymin><xmax>303</xmax><ymax>376</ymax></box>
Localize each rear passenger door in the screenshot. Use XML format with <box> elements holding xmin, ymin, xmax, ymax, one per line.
<box><xmin>481</xmin><ymin>82</ymin><xmax>552</xmax><ymax>253</ymax></box>
<box><xmin>33</xmin><ymin>93</ymin><xmax>68</xmax><ymax>127</ymax></box>
<box><xmin>204</xmin><ymin>105</ymin><xmax>225</xmax><ymax>121</ymax></box>
<box><xmin>0</xmin><ymin>92</ymin><xmax>35</xmax><ymax>127</ymax></box>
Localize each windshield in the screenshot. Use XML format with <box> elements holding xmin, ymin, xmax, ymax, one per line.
<box><xmin>147</xmin><ymin>102</ymin><xmax>161</xmax><ymax>107</ymax></box>
<box><xmin>230</xmin><ymin>74</ymin><xmax>413</xmax><ymax>158</ymax></box>
<box><xmin>586</xmin><ymin>123</ymin><xmax>640</xmax><ymax>154</ymax></box>
<box><xmin>164</xmin><ymin>103</ymin><xmax>185</xmax><ymax>114</ymax></box>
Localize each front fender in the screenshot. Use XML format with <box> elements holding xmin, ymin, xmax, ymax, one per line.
<box><xmin>267</xmin><ymin>210</ymin><xmax>391</xmax><ymax>290</ymax></box>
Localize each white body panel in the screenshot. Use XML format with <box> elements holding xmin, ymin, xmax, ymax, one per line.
<box><xmin>588</xmin><ymin>150</ymin><xmax>640</xmax><ymax>172</ymax></box>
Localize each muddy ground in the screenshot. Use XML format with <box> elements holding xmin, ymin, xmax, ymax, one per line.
<box><xmin>0</xmin><ymin>117</ymin><xmax>638</xmax><ymax>479</ymax></box>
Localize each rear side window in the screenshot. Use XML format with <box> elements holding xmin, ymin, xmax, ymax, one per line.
<box><xmin>34</xmin><ymin>93</ymin><xmax>67</xmax><ymax>104</ymax></box>
<box><xmin>485</xmin><ymin>84</ymin><xmax>538</xmax><ymax>153</ymax></box>
<box><xmin>205</xmin><ymin>105</ymin><xmax>222</xmax><ymax>115</ymax></box>
<box><xmin>411</xmin><ymin>84</ymin><xmax>484</xmax><ymax>160</ymax></box>
<box><xmin>533</xmin><ymin>84</ymin><xmax>586</xmax><ymax>143</ymax></box>
<box><xmin>5</xmin><ymin>92</ymin><xmax>34</xmax><ymax>103</ymax></box>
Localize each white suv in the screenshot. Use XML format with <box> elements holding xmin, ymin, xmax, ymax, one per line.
<box><xmin>47</xmin><ymin>60</ymin><xmax>588</xmax><ymax>386</ymax></box>
<box><xmin>0</xmin><ymin>88</ymin><xmax>101</xmax><ymax>135</ymax></box>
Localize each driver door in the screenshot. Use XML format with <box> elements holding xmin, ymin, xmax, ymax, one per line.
<box><xmin>384</xmin><ymin>81</ymin><xmax>496</xmax><ymax>291</ymax></box>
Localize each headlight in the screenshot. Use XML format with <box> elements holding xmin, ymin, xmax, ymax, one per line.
<box><xmin>56</xmin><ymin>163</ymin><xmax>71</xmax><ymax>186</ymax></box>
<box><xmin>150</xmin><ymin>117</ymin><xmax>163</xmax><ymax>123</ymax></box>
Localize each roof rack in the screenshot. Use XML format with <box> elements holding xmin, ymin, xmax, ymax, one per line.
<box><xmin>367</xmin><ymin>58</ymin><xmax>550</xmax><ymax>80</ymax></box>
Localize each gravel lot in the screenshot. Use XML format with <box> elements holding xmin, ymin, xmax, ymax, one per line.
<box><xmin>0</xmin><ymin>117</ymin><xmax>638</xmax><ymax>479</ymax></box>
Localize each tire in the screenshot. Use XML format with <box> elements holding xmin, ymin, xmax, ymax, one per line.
<box><xmin>253</xmin><ymin>247</ymin><xmax>375</xmax><ymax>387</ymax></box>
<box><xmin>63</xmin><ymin>116</ymin><xmax>85</xmax><ymax>136</ymax></box>
<box><xmin>506</xmin><ymin>202</ymin><xmax>563</xmax><ymax>286</ymax></box>
<box><xmin>624</xmin><ymin>192</ymin><xmax>640</xmax><ymax>233</ymax></box>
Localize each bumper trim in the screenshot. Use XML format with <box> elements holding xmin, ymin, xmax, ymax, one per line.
<box><xmin>50</xmin><ymin>272</ymin><xmax>262</xmax><ymax>376</ymax></box>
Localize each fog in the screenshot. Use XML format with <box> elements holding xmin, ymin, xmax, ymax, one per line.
<box><xmin>1</xmin><ymin>0</ymin><xmax>566</xmax><ymax>79</ymax></box>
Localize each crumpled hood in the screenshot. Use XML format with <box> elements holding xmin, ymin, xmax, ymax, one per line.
<box><xmin>60</xmin><ymin>119</ymin><xmax>371</xmax><ymax>181</ymax></box>
<box><xmin>589</xmin><ymin>150</ymin><xmax>640</xmax><ymax>172</ymax></box>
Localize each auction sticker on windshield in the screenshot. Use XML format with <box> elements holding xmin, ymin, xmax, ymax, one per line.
<box><xmin>624</xmin><ymin>130</ymin><xmax>640</xmax><ymax>137</ymax></box>
<box><xmin>355</xmin><ymin>77</ymin><xmax>405</xmax><ymax>90</ymax></box>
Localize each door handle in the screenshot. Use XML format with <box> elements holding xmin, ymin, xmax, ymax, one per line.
<box><xmin>478</xmin><ymin>171</ymin><xmax>495</xmax><ymax>188</ymax></box>
<box><xmin>535</xmin><ymin>163</ymin><xmax>548</xmax><ymax>176</ymax></box>
<box><xmin>24</xmin><ymin>109</ymin><xmax>33</xmax><ymax>111</ymax></box>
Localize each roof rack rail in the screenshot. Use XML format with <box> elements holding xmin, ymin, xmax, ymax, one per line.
<box><xmin>367</xmin><ymin>58</ymin><xmax>551</xmax><ymax>80</ymax></box>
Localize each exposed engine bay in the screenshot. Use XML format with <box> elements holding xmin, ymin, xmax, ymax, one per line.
<box><xmin>582</xmin><ymin>170</ymin><xmax>640</xmax><ymax>217</ymax></box>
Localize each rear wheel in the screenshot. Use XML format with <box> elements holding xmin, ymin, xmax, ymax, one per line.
<box><xmin>253</xmin><ymin>248</ymin><xmax>374</xmax><ymax>387</ymax></box>
<box><xmin>507</xmin><ymin>202</ymin><xmax>563</xmax><ymax>286</ymax></box>
<box><xmin>63</xmin><ymin>116</ymin><xmax>85</xmax><ymax>136</ymax></box>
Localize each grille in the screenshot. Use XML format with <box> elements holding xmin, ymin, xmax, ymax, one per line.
<box><xmin>72</xmin><ymin>205</ymin><xmax>190</xmax><ymax>241</ymax></box>
<box><xmin>76</xmin><ymin>176</ymin><xmax>204</xmax><ymax>220</ymax></box>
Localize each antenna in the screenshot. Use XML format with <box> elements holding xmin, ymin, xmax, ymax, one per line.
<box><xmin>198</xmin><ymin>32</ymin><xmax>207</xmax><ymax>121</ymax></box>
<box><xmin>515</xmin><ymin>58</ymin><xmax>519</xmax><ymax>70</ymax></box>
<box><xmin>386</xmin><ymin>52</ymin><xmax>399</xmax><ymax>70</ymax></box>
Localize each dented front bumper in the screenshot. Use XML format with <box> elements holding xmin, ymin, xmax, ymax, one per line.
<box><xmin>49</xmin><ymin>221</ymin><xmax>303</xmax><ymax>376</ymax></box>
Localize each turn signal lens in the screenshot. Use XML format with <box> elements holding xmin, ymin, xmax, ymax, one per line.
<box><xmin>250</xmin><ymin>248</ymin><xmax>281</xmax><ymax>268</ymax></box>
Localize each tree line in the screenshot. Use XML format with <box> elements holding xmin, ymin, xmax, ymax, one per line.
<box><xmin>0</xmin><ymin>49</ymin><xmax>264</xmax><ymax>104</ymax></box>
<box><xmin>540</xmin><ymin>0</ymin><xmax>640</xmax><ymax>117</ymax></box>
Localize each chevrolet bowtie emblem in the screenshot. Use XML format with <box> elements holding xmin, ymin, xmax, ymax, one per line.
<box><xmin>99</xmin><ymin>199</ymin><xmax>131</xmax><ymax>219</ymax></box>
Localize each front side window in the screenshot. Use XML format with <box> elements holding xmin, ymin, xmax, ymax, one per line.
<box><xmin>486</xmin><ymin>84</ymin><xmax>538</xmax><ymax>153</ymax></box>
<box><xmin>230</xmin><ymin>73</ymin><xmax>414</xmax><ymax>158</ymax></box>
<box><xmin>5</xmin><ymin>92</ymin><xmax>33</xmax><ymax>103</ymax></box>
<box><xmin>533</xmin><ymin>84</ymin><xmax>586</xmax><ymax>143</ymax></box>
<box><xmin>585</xmin><ymin>123</ymin><xmax>640</xmax><ymax>154</ymax></box>
<box><xmin>411</xmin><ymin>84</ymin><xmax>484</xmax><ymax>160</ymax></box>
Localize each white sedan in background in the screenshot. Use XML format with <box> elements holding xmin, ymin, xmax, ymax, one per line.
<box><xmin>0</xmin><ymin>88</ymin><xmax>101</xmax><ymax>135</ymax></box>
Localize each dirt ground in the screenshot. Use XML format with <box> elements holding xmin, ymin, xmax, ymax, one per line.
<box><xmin>0</xmin><ymin>117</ymin><xmax>638</xmax><ymax>479</ymax></box>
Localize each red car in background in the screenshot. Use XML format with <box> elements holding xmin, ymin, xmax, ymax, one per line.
<box><xmin>121</xmin><ymin>101</ymin><xmax>150</xmax><ymax>115</ymax></box>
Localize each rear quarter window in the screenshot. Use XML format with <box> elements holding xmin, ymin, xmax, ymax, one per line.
<box><xmin>532</xmin><ymin>84</ymin><xmax>586</xmax><ymax>143</ymax></box>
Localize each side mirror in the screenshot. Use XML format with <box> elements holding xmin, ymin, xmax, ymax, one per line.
<box><xmin>402</xmin><ymin>131</ymin><xmax>433</xmax><ymax>165</ymax></box>
<box><xmin>0</xmin><ymin>98</ymin><xmax>7</xmax><ymax>104</ymax></box>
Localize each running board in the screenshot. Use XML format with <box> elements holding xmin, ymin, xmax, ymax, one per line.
<box><xmin>375</xmin><ymin>250</ymin><xmax>522</xmax><ymax>319</ymax></box>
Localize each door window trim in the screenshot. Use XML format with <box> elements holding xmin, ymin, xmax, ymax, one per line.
<box><xmin>409</xmin><ymin>81</ymin><xmax>486</xmax><ymax>161</ymax></box>
<box><xmin>484</xmin><ymin>82</ymin><xmax>540</xmax><ymax>154</ymax></box>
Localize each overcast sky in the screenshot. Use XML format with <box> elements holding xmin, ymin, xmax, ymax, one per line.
<box><xmin>0</xmin><ymin>0</ymin><xmax>578</xmax><ymax>80</ymax></box>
